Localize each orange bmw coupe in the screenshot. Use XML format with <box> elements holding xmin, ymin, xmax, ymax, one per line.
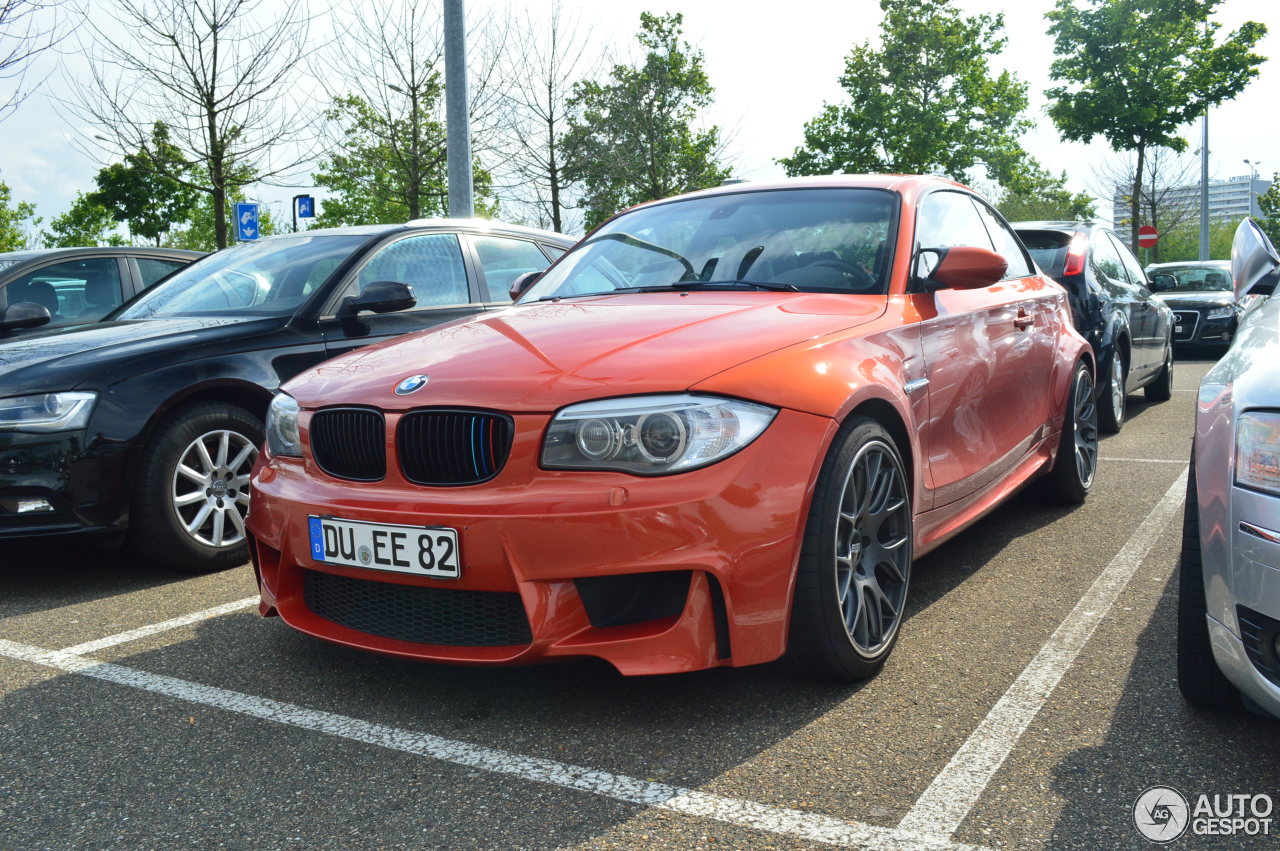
<box><xmin>247</xmin><ymin>175</ymin><xmax>1097</xmax><ymax>680</ymax></box>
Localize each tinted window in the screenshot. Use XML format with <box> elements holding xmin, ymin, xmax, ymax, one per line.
<box><xmin>472</xmin><ymin>235</ymin><xmax>555</xmax><ymax>302</ymax></box>
<box><xmin>1146</xmin><ymin>264</ymin><xmax>1232</xmax><ymax>292</ymax></box>
<box><xmin>4</xmin><ymin>257</ymin><xmax>123</xmax><ymax>326</ymax></box>
<box><xmin>349</xmin><ymin>233</ymin><xmax>469</xmax><ymax>308</ymax></box>
<box><xmin>1107</xmin><ymin>232</ymin><xmax>1148</xmax><ymax>287</ymax></box>
<box><xmin>136</xmin><ymin>257</ymin><xmax>189</xmax><ymax>288</ymax></box>
<box><xmin>1089</xmin><ymin>231</ymin><xmax>1125</xmax><ymax>281</ymax></box>
<box><xmin>1016</xmin><ymin>230</ymin><xmax>1071</xmax><ymax>279</ymax></box>
<box><xmin>973</xmin><ymin>202</ymin><xmax>1032</xmax><ymax>278</ymax></box>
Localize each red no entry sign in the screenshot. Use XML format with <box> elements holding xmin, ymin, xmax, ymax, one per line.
<box><xmin>1138</xmin><ymin>226</ymin><xmax>1158</xmax><ymax>248</ymax></box>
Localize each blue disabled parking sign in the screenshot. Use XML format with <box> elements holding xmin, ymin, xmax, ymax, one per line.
<box><xmin>296</xmin><ymin>195</ymin><xmax>314</xmax><ymax>218</ymax></box>
<box><xmin>235</xmin><ymin>202</ymin><xmax>260</xmax><ymax>241</ymax></box>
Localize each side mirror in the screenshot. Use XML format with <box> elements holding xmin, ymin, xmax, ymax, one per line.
<box><xmin>1231</xmin><ymin>218</ymin><xmax>1280</xmax><ymax>299</ymax></box>
<box><xmin>1149</xmin><ymin>273</ymin><xmax>1175</xmax><ymax>293</ymax></box>
<box><xmin>509</xmin><ymin>270</ymin><xmax>542</xmax><ymax>302</ymax></box>
<box><xmin>0</xmin><ymin>301</ymin><xmax>53</xmax><ymax>332</ymax></box>
<box><xmin>917</xmin><ymin>246</ymin><xmax>1007</xmax><ymax>291</ymax></box>
<box><xmin>339</xmin><ymin>281</ymin><xmax>417</xmax><ymax>317</ymax></box>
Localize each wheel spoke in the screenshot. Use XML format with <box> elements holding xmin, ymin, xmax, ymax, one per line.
<box><xmin>227</xmin><ymin>442</ymin><xmax>255</xmax><ymax>473</ymax></box>
<box><xmin>174</xmin><ymin>491</ymin><xmax>205</xmax><ymax>507</ymax></box>
<box><xmin>215</xmin><ymin>431</ymin><xmax>230</xmax><ymax>469</ymax></box>
<box><xmin>210</xmin><ymin>509</ymin><xmax>225</xmax><ymax>546</ymax></box>
<box><xmin>194</xmin><ymin>440</ymin><xmax>215</xmax><ymax>475</ymax></box>
<box><xmin>177</xmin><ymin>464</ymin><xmax>207</xmax><ymax>485</ymax></box>
<box><xmin>227</xmin><ymin>506</ymin><xmax>246</xmax><ymax>539</ymax></box>
<box><xmin>185</xmin><ymin>502</ymin><xmax>212</xmax><ymax>534</ymax></box>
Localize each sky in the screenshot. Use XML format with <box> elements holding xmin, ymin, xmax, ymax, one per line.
<box><xmin>2</xmin><ymin>0</ymin><xmax>1278</xmax><ymax>237</ymax></box>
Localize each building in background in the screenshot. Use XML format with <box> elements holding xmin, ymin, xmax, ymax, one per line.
<box><xmin>1112</xmin><ymin>173</ymin><xmax>1272</xmax><ymax>241</ymax></box>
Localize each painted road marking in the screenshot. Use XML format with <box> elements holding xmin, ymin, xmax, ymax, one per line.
<box><xmin>897</xmin><ymin>468</ymin><xmax>1188</xmax><ymax>838</ymax></box>
<box><xmin>59</xmin><ymin>597</ymin><xmax>258</xmax><ymax>655</ymax></box>
<box><xmin>1099</xmin><ymin>457</ymin><xmax>1185</xmax><ymax>464</ymax></box>
<box><xmin>0</xmin><ymin>638</ymin><xmax>992</xmax><ymax>851</ymax></box>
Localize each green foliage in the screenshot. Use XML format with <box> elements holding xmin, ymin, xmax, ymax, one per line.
<box><xmin>1151</xmin><ymin>220</ymin><xmax>1236</xmax><ymax>262</ymax></box>
<box><xmin>997</xmin><ymin>162</ymin><xmax>1097</xmax><ymax>222</ymax></box>
<box><xmin>563</xmin><ymin>12</ymin><xmax>729</xmax><ymax>230</ymax></box>
<box><xmin>314</xmin><ymin>93</ymin><xmax>496</xmax><ymax>226</ymax></box>
<box><xmin>42</xmin><ymin>193</ymin><xmax>128</xmax><ymax>248</ymax></box>
<box><xmin>1258</xmin><ymin>174</ymin><xmax>1280</xmax><ymax>247</ymax></box>
<box><xmin>1045</xmin><ymin>0</ymin><xmax>1266</xmax><ymax>250</ymax></box>
<box><xmin>0</xmin><ymin>174</ymin><xmax>39</xmax><ymax>251</ymax></box>
<box><xmin>92</xmin><ymin>123</ymin><xmax>200</xmax><ymax>245</ymax></box>
<box><xmin>779</xmin><ymin>0</ymin><xmax>1032</xmax><ymax>189</ymax></box>
<box><xmin>165</xmin><ymin>193</ymin><xmax>276</xmax><ymax>252</ymax></box>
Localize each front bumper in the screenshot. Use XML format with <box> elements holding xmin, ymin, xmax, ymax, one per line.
<box><xmin>247</xmin><ymin>408</ymin><xmax>836</xmax><ymax>675</ymax></box>
<box><xmin>0</xmin><ymin>430</ymin><xmax>129</xmax><ymax>540</ymax></box>
<box><xmin>1171</xmin><ymin>309</ymin><xmax>1236</xmax><ymax>348</ymax></box>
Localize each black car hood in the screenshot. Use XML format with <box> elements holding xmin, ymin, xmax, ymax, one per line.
<box><xmin>0</xmin><ymin>316</ymin><xmax>288</xmax><ymax>395</ymax></box>
<box><xmin>1153</xmin><ymin>291</ymin><xmax>1235</xmax><ymax>310</ymax></box>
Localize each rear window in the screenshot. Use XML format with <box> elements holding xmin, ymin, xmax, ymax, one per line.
<box><xmin>1015</xmin><ymin>230</ymin><xmax>1071</xmax><ymax>279</ymax></box>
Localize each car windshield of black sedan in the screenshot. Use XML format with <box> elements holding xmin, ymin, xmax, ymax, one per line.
<box><xmin>117</xmin><ymin>234</ymin><xmax>369</xmax><ymax>319</ymax></box>
<box><xmin>523</xmin><ymin>188</ymin><xmax>896</xmax><ymax>301</ymax></box>
<box><xmin>1148</xmin><ymin>264</ymin><xmax>1232</xmax><ymax>293</ymax></box>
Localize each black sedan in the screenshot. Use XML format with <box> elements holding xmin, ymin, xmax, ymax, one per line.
<box><xmin>0</xmin><ymin>220</ymin><xmax>573</xmax><ymax>571</ymax></box>
<box><xmin>1145</xmin><ymin>260</ymin><xmax>1239</xmax><ymax>351</ymax></box>
<box><xmin>1013</xmin><ymin>221</ymin><xmax>1175</xmax><ymax>433</ymax></box>
<box><xmin>0</xmin><ymin>246</ymin><xmax>202</xmax><ymax>338</ymax></box>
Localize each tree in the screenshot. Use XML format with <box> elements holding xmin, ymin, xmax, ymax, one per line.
<box><xmin>494</xmin><ymin>1</ymin><xmax>596</xmax><ymax>233</ymax></box>
<box><xmin>41</xmin><ymin>192</ymin><xmax>126</xmax><ymax>247</ymax></box>
<box><xmin>73</xmin><ymin>0</ymin><xmax>314</xmax><ymax>248</ymax></box>
<box><xmin>780</xmin><ymin>0</ymin><xmax>1032</xmax><ymax>190</ymax></box>
<box><xmin>1092</xmin><ymin>147</ymin><xmax>1199</xmax><ymax>262</ymax></box>
<box><xmin>996</xmin><ymin>162</ymin><xmax>1097</xmax><ymax>222</ymax></box>
<box><xmin>0</xmin><ymin>171</ymin><xmax>38</xmax><ymax>250</ymax></box>
<box><xmin>91</xmin><ymin>122</ymin><xmax>199</xmax><ymax>245</ymax></box>
<box><xmin>563</xmin><ymin>12</ymin><xmax>728</xmax><ymax>230</ymax></box>
<box><xmin>1258</xmin><ymin>174</ymin><xmax>1280</xmax><ymax>247</ymax></box>
<box><xmin>0</xmin><ymin>0</ymin><xmax>70</xmax><ymax>120</ymax></box>
<box><xmin>1156</xmin><ymin>219</ymin><xmax>1235</xmax><ymax>262</ymax></box>
<box><xmin>1045</xmin><ymin>0</ymin><xmax>1266</xmax><ymax>254</ymax></box>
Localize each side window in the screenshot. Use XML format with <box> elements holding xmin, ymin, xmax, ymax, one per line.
<box><xmin>914</xmin><ymin>191</ymin><xmax>994</xmax><ymax>278</ymax></box>
<box><xmin>541</xmin><ymin>244</ymin><xmax>568</xmax><ymax>261</ymax></box>
<box><xmin>1089</xmin><ymin>231</ymin><xmax>1126</xmax><ymax>282</ymax></box>
<box><xmin>472</xmin><ymin>235</ymin><xmax>556</xmax><ymax>302</ymax></box>
<box><xmin>973</xmin><ymin>201</ymin><xmax>1032</xmax><ymax>279</ymax></box>
<box><xmin>1108</xmin><ymin>232</ymin><xmax>1148</xmax><ymax>288</ymax></box>
<box><xmin>4</xmin><ymin>257</ymin><xmax>123</xmax><ymax>326</ymax></box>
<box><xmin>136</xmin><ymin>257</ymin><xmax>188</xmax><ymax>288</ymax></box>
<box><xmin>351</xmin><ymin>233</ymin><xmax>469</xmax><ymax>308</ymax></box>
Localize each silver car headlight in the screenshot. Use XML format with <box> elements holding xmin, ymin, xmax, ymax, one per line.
<box><xmin>0</xmin><ymin>392</ymin><xmax>97</xmax><ymax>432</ymax></box>
<box><xmin>1236</xmin><ymin>411</ymin><xmax>1280</xmax><ymax>495</ymax></box>
<box><xmin>1206</xmin><ymin>305</ymin><xmax>1235</xmax><ymax>320</ymax></box>
<box><xmin>266</xmin><ymin>393</ymin><xmax>302</xmax><ymax>457</ymax></box>
<box><xmin>542</xmin><ymin>394</ymin><xmax>777</xmax><ymax>475</ymax></box>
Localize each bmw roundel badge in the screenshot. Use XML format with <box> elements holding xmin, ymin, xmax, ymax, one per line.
<box><xmin>394</xmin><ymin>374</ymin><xmax>429</xmax><ymax>395</ymax></box>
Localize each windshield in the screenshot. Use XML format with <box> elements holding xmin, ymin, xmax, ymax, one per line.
<box><xmin>522</xmin><ymin>188</ymin><xmax>897</xmax><ymax>301</ymax></box>
<box><xmin>1147</xmin><ymin>264</ymin><xmax>1232</xmax><ymax>294</ymax></box>
<box><xmin>117</xmin><ymin>234</ymin><xmax>370</xmax><ymax>319</ymax></box>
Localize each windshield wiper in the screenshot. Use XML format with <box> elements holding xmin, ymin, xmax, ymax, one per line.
<box><xmin>582</xmin><ymin>232</ymin><xmax>697</xmax><ymax>278</ymax></box>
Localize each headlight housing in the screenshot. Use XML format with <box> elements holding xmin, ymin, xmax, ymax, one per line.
<box><xmin>266</xmin><ymin>393</ymin><xmax>302</xmax><ymax>457</ymax></box>
<box><xmin>0</xmin><ymin>392</ymin><xmax>97</xmax><ymax>432</ymax></box>
<box><xmin>542</xmin><ymin>394</ymin><xmax>777</xmax><ymax>475</ymax></box>
<box><xmin>1205</xmin><ymin>305</ymin><xmax>1235</xmax><ymax>320</ymax></box>
<box><xmin>1236</xmin><ymin>411</ymin><xmax>1280</xmax><ymax>495</ymax></box>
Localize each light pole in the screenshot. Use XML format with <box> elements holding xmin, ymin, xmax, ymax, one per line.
<box><xmin>1244</xmin><ymin>159</ymin><xmax>1262</xmax><ymax>218</ymax></box>
<box><xmin>444</xmin><ymin>0</ymin><xmax>473</xmax><ymax>218</ymax></box>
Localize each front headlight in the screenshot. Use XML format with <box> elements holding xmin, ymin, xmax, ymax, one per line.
<box><xmin>1206</xmin><ymin>305</ymin><xmax>1235</xmax><ymax>320</ymax></box>
<box><xmin>0</xmin><ymin>392</ymin><xmax>97</xmax><ymax>432</ymax></box>
<box><xmin>1236</xmin><ymin>411</ymin><xmax>1280</xmax><ymax>495</ymax></box>
<box><xmin>542</xmin><ymin>394</ymin><xmax>777</xmax><ymax>475</ymax></box>
<box><xmin>266</xmin><ymin>393</ymin><xmax>302</xmax><ymax>457</ymax></box>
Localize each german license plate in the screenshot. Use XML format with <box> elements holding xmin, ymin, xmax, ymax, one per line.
<box><xmin>308</xmin><ymin>516</ymin><xmax>460</xmax><ymax>578</ymax></box>
<box><xmin>1175</xmin><ymin>325</ymin><xmax>1184</xmax><ymax>334</ymax></box>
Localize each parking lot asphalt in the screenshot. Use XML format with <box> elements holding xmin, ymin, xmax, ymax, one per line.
<box><xmin>2</xmin><ymin>357</ymin><xmax>1276</xmax><ymax>850</ymax></box>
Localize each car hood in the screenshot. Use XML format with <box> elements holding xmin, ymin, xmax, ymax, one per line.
<box><xmin>1153</xmin><ymin>291</ymin><xmax>1235</xmax><ymax>310</ymax></box>
<box><xmin>0</xmin><ymin>316</ymin><xmax>286</xmax><ymax>395</ymax></box>
<box><xmin>285</xmin><ymin>292</ymin><xmax>887</xmax><ymax>411</ymax></box>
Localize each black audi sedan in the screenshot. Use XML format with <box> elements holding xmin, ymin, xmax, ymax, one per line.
<box><xmin>0</xmin><ymin>246</ymin><xmax>203</xmax><ymax>338</ymax></box>
<box><xmin>0</xmin><ymin>220</ymin><xmax>573</xmax><ymax>571</ymax></box>
<box><xmin>1144</xmin><ymin>260</ymin><xmax>1239</xmax><ymax>352</ymax></box>
<box><xmin>1012</xmin><ymin>221</ymin><xmax>1175</xmax><ymax>433</ymax></box>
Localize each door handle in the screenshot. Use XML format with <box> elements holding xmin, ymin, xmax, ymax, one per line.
<box><xmin>1014</xmin><ymin>311</ymin><xmax>1034</xmax><ymax>330</ymax></box>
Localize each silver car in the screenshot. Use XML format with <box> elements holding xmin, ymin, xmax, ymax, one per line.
<box><xmin>1179</xmin><ymin>218</ymin><xmax>1280</xmax><ymax>717</ymax></box>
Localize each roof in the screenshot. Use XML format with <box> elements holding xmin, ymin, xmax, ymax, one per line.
<box><xmin>1009</xmin><ymin>221</ymin><xmax>1100</xmax><ymax>231</ymax></box>
<box><xmin>261</xmin><ymin>219</ymin><xmax>576</xmax><ymax>244</ymax></box>
<box><xmin>0</xmin><ymin>246</ymin><xmax>204</xmax><ymax>261</ymax></box>
<box><xmin>1145</xmin><ymin>260</ymin><xmax>1230</xmax><ymax>270</ymax></box>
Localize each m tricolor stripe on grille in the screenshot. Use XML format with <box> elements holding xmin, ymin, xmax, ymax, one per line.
<box><xmin>398</xmin><ymin>410</ymin><xmax>514</xmax><ymax>486</ymax></box>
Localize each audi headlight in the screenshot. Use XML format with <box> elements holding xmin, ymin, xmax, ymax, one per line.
<box><xmin>542</xmin><ymin>394</ymin><xmax>777</xmax><ymax>475</ymax></box>
<box><xmin>1206</xmin><ymin>305</ymin><xmax>1235</xmax><ymax>321</ymax></box>
<box><xmin>1236</xmin><ymin>411</ymin><xmax>1280</xmax><ymax>495</ymax></box>
<box><xmin>0</xmin><ymin>392</ymin><xmax>96</xmax><ymax>432</ymax></box>
<box><xmin>266</xmin><ymin>393</ymin><xmax>302</xmax><ymax>457</ymax></box>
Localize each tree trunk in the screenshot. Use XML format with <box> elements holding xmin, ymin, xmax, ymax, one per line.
<box><xmin>1130</xmin><ymin>142</ymin><xmax>1145</xmax><ymax>256</ymax></box>
<box><xmin>212</xmin><ymin>183</ymin><xmax>227</xmax><ymax>249</ymax></box>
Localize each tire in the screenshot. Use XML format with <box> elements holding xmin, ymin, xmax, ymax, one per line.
<box><xmin>1176</xmin><ymin>457</ymin><xmax>1241</xmax><ymax>710</ymax></box>
<box><xmin>1097</xmin><ymin>346</ymin><xmax>1126</xmax><ymax>434</ymax></box>
<box><xmin>1039</xmin><ymin>360</ymin><xmax>1097</xmax><ymax>505</ymax></box>
<box><xmin>787</xmin><ymin>417</ymin><xmax>913</xmax><ymax>681</ymax></box>
<box><xmin>130</xmin><ymin>402</ymin><xmax>262</xmax><ymax>574</ymax></box>
<box><xmin>1144</xmin><ymin>341</ymin><xmax>1174</xmax><ymax>402</ymax></box>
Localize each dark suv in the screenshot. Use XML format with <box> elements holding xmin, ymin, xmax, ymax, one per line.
<box><xmin>1012</xmin><ymin>221</ymin><xmax>1175</xmax><ymax>433</ymax></box>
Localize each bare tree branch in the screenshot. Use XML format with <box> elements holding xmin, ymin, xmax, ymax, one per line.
<box><xmin>0</xmin><ymin>0</ymin><xmax>72</xmax><ymax>121</ymax></box>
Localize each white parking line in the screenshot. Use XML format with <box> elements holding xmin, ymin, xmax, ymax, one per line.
<box><xmin>897</xmin><ymin>467</ymin><xmax>1188</xmax><ymax>838</ymax></box>
<box><xmin>59</xmin><ymin>597</ymin><xmax>258</xmax><ymax>655</ymax></box>
<box><xmin>1099</xmin><ymin>457</ymin><xmax>1185</xmax><ymax>464</ymax></box>
<box><xmin>0</xmin><ymin>638</ymin><xmax>992</xmax><ymax>851</ymax></box>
